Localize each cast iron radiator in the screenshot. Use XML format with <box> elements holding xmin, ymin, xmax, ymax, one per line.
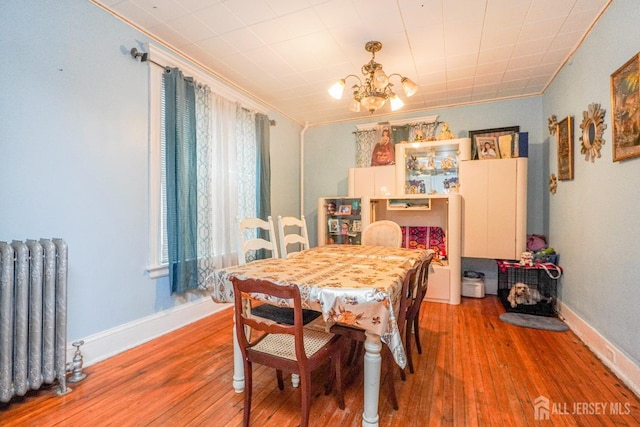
<box><xmin>0</xmin><ymin>239</ymin><xmax>68</xmax><ymax>403</ymax></box>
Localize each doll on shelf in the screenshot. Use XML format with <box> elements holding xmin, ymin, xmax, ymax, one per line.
<box><xmin>370</xmin><ymin>128</ymin><xmax>395</xmax><ymax>166</ymax></box>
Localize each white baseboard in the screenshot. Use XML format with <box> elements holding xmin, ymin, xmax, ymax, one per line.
<box><xmin>558</xmin><ymin>301</ymin><xmax>640</xmax><ymax>397</ymax></box>
<box><xmin>66</xmin><ymin>297</ymin><xmax>229</xmax><ymax>368</ymax></box>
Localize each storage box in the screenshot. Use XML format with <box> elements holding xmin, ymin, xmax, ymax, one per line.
<box><xmin>496</xmin><ymin>260</ymin><xmax>561</xmax><ymax>317</ymax></box>
<box><xmin>462</xmin><ymin>277</ymin><xmax>485</xmax><ymax>298</ymax></box>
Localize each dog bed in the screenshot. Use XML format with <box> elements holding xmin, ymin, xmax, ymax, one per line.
<box><xmin>499</xmin><ymin>312</ymin><xmax>569</xmax><ymax>332</ymax></box>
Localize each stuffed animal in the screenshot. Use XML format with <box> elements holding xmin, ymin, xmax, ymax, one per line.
<box><xmin>527</xmin><ymin>234</ymin><xmax>547</xmax><ymax>251</ymax></box>
<box><xmin>519</xmin><ymin>251</ymin><xmax>534</xmax><ymax>267</ymax></box>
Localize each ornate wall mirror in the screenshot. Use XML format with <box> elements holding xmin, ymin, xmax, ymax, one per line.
<box><xmin>579</xmin><ymin>103</ymin><xmax>607</xmax><ymax>162</ymax></box>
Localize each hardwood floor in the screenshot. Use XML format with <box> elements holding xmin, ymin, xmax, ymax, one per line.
<box><xmin>1</xmin><ymin>296</ymin><xmax>639</xmax><ymax>426</ymax></box>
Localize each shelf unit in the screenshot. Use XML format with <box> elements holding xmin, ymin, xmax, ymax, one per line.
<box><xmin>395</xmin><ymin>138</ymin><xmax>471</xmax><ymax>196</ymax></box>
<box><xmin>317</xmin><ymin>197</ymin><xmax>370</xmax><ymax>246</ymax></box>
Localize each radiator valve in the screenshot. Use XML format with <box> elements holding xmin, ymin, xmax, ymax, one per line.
<box><xmin>67</xmin><ymin>340</ymin><xmax>87</xmax><ymax>383</ymax></box>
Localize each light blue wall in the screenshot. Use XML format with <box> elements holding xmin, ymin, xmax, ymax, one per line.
<box><xmin>303</xmin><ymin>97</ymin><xmax>546</xmax><ymax>247</ymax></box>
<box><xmin>0</xmin><ymin>0</ymin><xmax>300</xmax><ymax>342</ymax></box>
<box><xmin>543</xmin><ymin>0</ymin><xmax>639</xmax><ymax>366</ymax></box>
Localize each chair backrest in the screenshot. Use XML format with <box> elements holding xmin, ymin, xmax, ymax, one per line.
<box><xmin>231</xmin><ymin>276</ymin><xmax>307</xmax><ymax>361</ymax></box>
<box><xmin>277</xmin><ymin>215</ymin><xmax>310</xmax><ymax>258</ymax></box>
<box><xmin>238</xmin><ymin>216</ymin><xmax>279</xmax><ymax>264</ymax></box>
<box><xmin>413</xmin><ymin>253</ymin><xmax>434</xmax><ymax>299</ymax></box>
<box><xmin>362</xmin><ymin>220</ymin><xmax>403</xmax><ymax>247</ymax></box>
<box><xmin>396</xmin><ymin>265</ymin><xmax>418</xmax><ymax>335</ymax></box>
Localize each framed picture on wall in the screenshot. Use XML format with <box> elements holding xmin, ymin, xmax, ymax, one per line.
<box><xmin>611</xmin><ymin>52</ymin><xmax>640</xmax><ymax>161</ymax></box>
<box><xmin>557</xmin><ymin>116</ymin><xmax>574</xmax><ymax>180</ymax></box>
<box><xmin>469</xmin><ymin>126</ymin><xmax>520</xmax><ymax>160</ymax></box>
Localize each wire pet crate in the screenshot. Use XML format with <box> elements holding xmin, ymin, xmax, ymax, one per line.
<box><xmin>497</xmin><ymin>260</ymin><xmax>562</xmax><ymax>317</ymax></box>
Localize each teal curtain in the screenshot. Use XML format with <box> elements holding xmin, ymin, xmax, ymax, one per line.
<box><xmin>255</xmin><ymin>113</ymin><xmax>271</xmax><ymax>257</ymax></box>
<box><xmin>164</xmin><ymin>67</ymin><xmax>199</xmax><ymax>293</ymax></box>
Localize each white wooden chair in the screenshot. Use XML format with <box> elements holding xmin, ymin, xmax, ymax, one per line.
<box><xmin>238</xmin><ymin>216</ymin><xmax>279</xmax><ymax>264</ymax></box>
<box><xmin>362</xmin><ymin>220</ymin><xmax>403</xmax><ymax>247</ymax></box>
<box><xmin>277</xmin><ymin>215</ymin><xmax>310</xmax><ymax>258</ymax></box>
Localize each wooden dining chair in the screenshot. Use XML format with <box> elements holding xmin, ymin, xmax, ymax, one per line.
<box><xmin>231</xmin><ymin>276</ymin><xmax>345</xmax><ymax>427</ymax></box>
<box><xmin>238</xmin><ymin>216</ymin><xmax>279</xmax><ymax>264</ymax></box>
<box><xmin>405</xmin><ymin>254</ymin><xmax>434</xmax><ymax>374</ymax></box>
<box><xmin>362</xmin><ymin>220</ymin><xmax>403</xmax><ymax>247</ymax></box>
<box><xmin>237</xmin><ymin>216</ymin><xmax>319</xmax><ymax>326</ymax></box>
<box><xmin>329</xmin><ymin>265</ymin><xmax>417</xmax><ymax>410</ymax></box>
<box><xmin>277</xmin><ymin>215</ymin><xmax>310</xmax><ymax>258</ymax></box>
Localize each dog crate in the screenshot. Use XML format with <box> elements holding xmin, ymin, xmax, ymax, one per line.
<box><xmin>496</xmin><ymin>260</ymin><xmax>562</xmax><ymax>317</ymax></box>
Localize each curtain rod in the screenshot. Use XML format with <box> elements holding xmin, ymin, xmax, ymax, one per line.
<box><xmin>132</xmin><ymin>47</ymin><xmax>275</xmax><ymax>126</ymax></box>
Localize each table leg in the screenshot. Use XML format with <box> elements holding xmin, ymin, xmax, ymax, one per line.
<box><xmin>232</xmin><ymin>309</ymin><xmax>245</xmax><ymax>393</ymax></box>
<box><xmin>362</xmin><ymin>332</ymin><xmax>381</xmax><ymax>427</ymax></box>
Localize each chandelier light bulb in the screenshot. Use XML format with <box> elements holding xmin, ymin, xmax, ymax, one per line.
<box><xmin>328</xmin><ymin>79</ymin><xmax>346</xmax><ymax>99</ymax></box>
<box><xmin>389</xmin><ymin>94</ymin><xmax>404</xmax><ymax>111</ymax></box>
<box><xmin>401</xmin><ymin>77</ymin><xmax>418</xmax><ymax>97</ymax></box>
<box><xmin>373</xmin><ymin>69</ymin><xmax>389</xmax><ymax>90</ymax></box>
<box><xmin>349</xmin><ymin>99</ymin><xmax>362</xmax><ymax>112</ymax></box>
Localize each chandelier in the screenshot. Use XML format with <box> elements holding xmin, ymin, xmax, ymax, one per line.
<box><xmin>328</xmin><ymin>41</ymin><xmax>418</xmax><ymax>113</ymax></box>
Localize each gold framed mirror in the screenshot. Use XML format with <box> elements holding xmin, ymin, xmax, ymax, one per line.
<box><xmin>579</xmin><ymin>103</ymin><xmax>607</xmax><ymax>162</ymax></box>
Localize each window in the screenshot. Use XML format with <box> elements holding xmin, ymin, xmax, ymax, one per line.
<box><xmin>146</xmin><ymin>45</ymin><xmax>266</xmax><ymax>278</ymax></box>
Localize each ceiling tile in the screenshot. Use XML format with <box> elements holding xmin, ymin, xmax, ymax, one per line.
<box><xmin>94</xmin><ymin>0</ymin><xmax>611</xmax><ymax>124</ymax></box>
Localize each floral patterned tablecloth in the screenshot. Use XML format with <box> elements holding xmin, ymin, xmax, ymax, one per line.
<box><xmin>210</xmin><ymin>245</ymin><xmax>431</xmax><ymax>368</ymax></box>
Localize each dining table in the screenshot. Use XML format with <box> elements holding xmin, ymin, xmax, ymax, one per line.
<box><xmin>210</xmin><ymin>244</ymin><xmax>432</xmax><ymax>427</ymax></box>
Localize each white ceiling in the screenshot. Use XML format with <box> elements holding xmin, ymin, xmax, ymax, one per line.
<box><xmin>93</xmin><ymin>0</ymin><xmax>611</xmax><ymax>125</ymax></box>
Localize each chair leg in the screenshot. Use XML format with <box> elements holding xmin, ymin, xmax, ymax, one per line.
<box><xmin>385</xmin><ymin>349</ymin><xmax>399</xmax><ymax>410</ymax></box>
<box><xmin>276</xmin><ymin>369</ymin><xmax>285</xmax><ymax>390</ymax></box>
<box><xmin>346</xmin><ymin>339</ymin><xmax>358</xmax><ymax>365</ymax></box>
<box><xmin>414</xmin><ymin>314</ymin><xmax>422</xmax><ymax>354</ymax></box>
<box><xmin>299</xmin><ymin>369</ymin><xmax>312</xmax><ymax>427</ymax></box>
<box><xmin>243</xmin><ymin>362</ymin><xmax>253</xmax><ymax>427</ymax></box>
<box><xmin>405</xmin><ymin>323</ymin><xmax>415</xmax><ymax>374</ymax></box>
<box><xmin>351</xmin><ymin>340</ymin><xmax>364</xmax><ymax>365</ymax></box>
<box><xmin>334</xmin><ymin>352</ymin><xmax>345</xmax><ymax>409</ymax></box>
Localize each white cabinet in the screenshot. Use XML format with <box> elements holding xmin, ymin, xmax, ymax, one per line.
<box><xmin>459</xmin><ymin>158</ymin><xmax>527</xmax><ymax>260</ymax></box>
<box><xmin>347</xmin><ymin>165</ymin><xmax>395</xmax><ymax>197</ymax></box>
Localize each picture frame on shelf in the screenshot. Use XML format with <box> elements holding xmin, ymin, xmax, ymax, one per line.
<box><xmin>557</xmin><ymin>116</ymin><xmax>574</xmax><ymax>180</ymax></box>
<box><xmin>352</xmin><ymin>220</ymin><xmax>362</xmax><ymax>232</ymax></box>
<box><xmin>476</xmin><ymin>136</ymin><xmax>501</xmax><ymax>160</ymax></box>
<box><xmin>469</xmin><ymin>126</ymin><xmax>520</xmax><ymax>159</ymax></box>
<box><xmin>337</xmin><ymin>204</ymin><xmax>352</xmax><ymax>215</ymax></box>
<box><xmin>339</xmin><ymin>219</ymin><xmax>351</xmax><ymax>235</ymax></box>
<box><xmin>611</xmin><ymin>52</ymin><xmax>640</xmax><ymax>162</ymax></box>
<box><xmin>328</xmin><ymin>219</ymin><xmax>339</xmax><ymax>234</ymax></box>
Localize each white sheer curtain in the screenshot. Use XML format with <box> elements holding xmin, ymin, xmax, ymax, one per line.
<box><xmin>204</xmin><ymin>94</ymin><xmax>258</xmax><ymax>275</ymax></box>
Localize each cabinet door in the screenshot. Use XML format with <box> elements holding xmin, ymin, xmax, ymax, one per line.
<box><xmin>460</xmin><ymin>158</ymin><xmax>526</xmax><ymax>259</ymax></box>
<box><xmin>374</xmin><ymin>165</ymin><xmax>396</xmax><ymax>195</ymax></box>
<box><xmin>348</xmin><ymin>166</ymin><xmax>395</xmax><ymax>197</ymax></box>
<box><xmin>487</xmin><ymin>160</ymin><xmax>518</xmax><ymax>258</ymax></box>
<box><xmin>349</xmin><ymin>167</ymin><xmax>375</xmax><ymax>197</ymax></box>
<box><xmin>459</xmin><ymin>162</ymin><xmax>488</xmax><ymax>258</ymax></box>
